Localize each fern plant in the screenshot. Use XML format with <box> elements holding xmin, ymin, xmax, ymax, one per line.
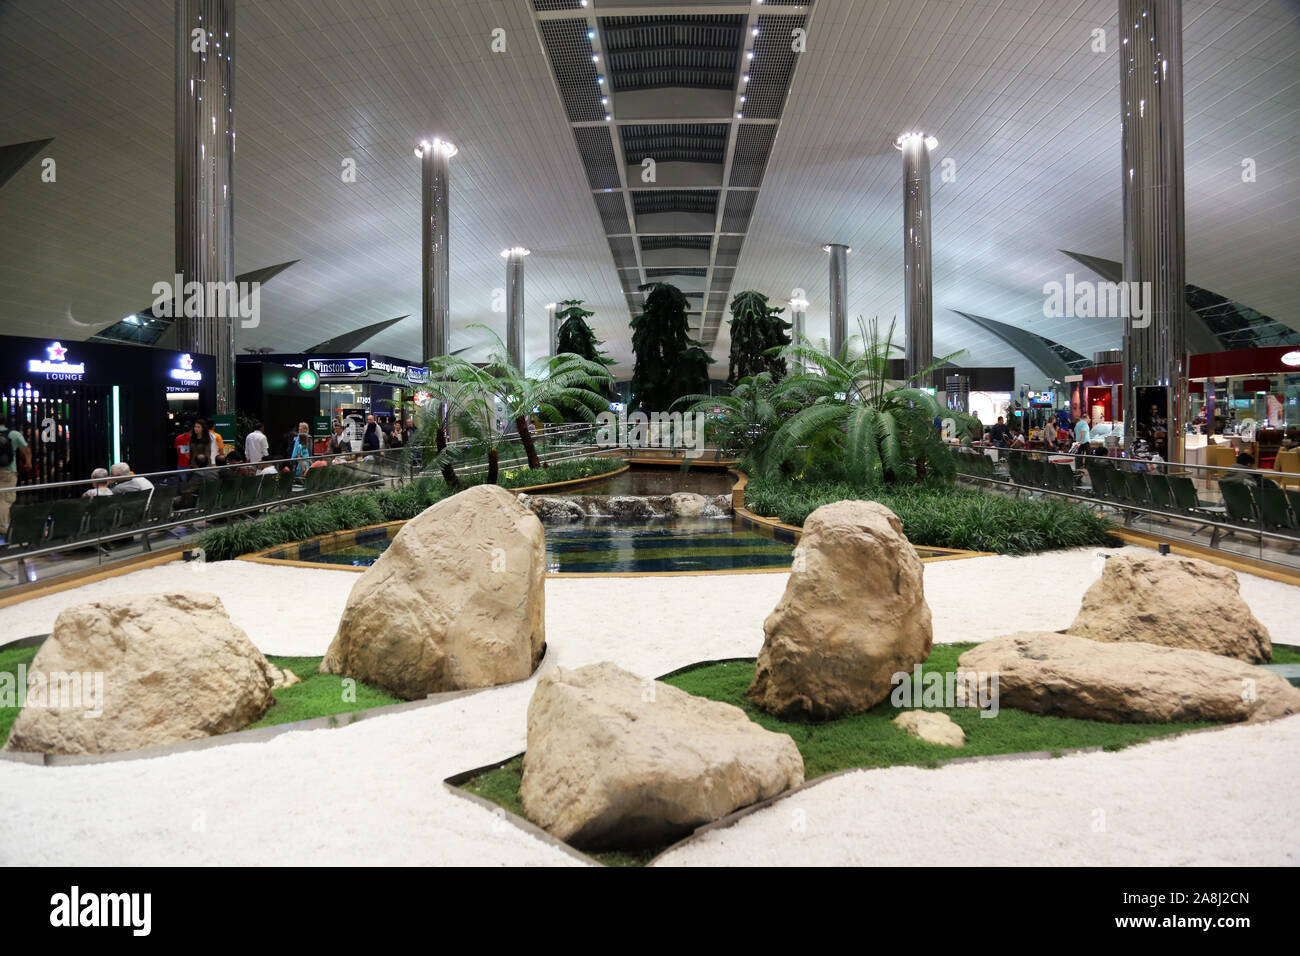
<box><xmin>766</xmin><ymin>317</ymin><xmax>963</xmax><ymax>487</ymax></box>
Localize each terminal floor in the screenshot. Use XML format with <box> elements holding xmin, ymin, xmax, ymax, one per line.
<box><xmin>0</xmin><ymin>547</ymin><xmax>1296</xmax><ymax>866</ymax></box>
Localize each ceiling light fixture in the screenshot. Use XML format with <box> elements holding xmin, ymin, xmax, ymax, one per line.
<box><xmin>414</xmin><ymin>138</ymin><xmax>458</xmax><ymax>158</ymax></box>
<box><xmin>894</xmin><ymin>131</ymin><xmax>938</xmax><ymax>150</ymax></box>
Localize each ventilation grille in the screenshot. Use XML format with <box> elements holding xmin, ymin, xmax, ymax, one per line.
<box><xmin>540</xmin><ymin>19</ymin><xmax>603</xmax><ymax>122</ymax></box>
<box><xmin>640</xmin><ymin>235</ymin><xmax>713</xmax><ymax>251</ymax></box>
<box><xmin>743</xmin><ymin>14</ymin><xmax>805</xmax><ymax>118</ymax></box>
<box><xmin>594</xmin><ymin>191</ymin><xmax>631</xmax><ymax>233</ymax></box>
<box><xmin>729</xmin><ymin>124</ymin><xmax>776</xmax><ymax>186</ymax></box>
<box><xmin>533</xmin><ymin>0</ymin><xmax>583</xmax><ymax>10</ymax></box>
<box><xmin>573</xmin><ymin>127</ymin><xmax>621</xmax><ymax>190</ymax></box>
<box><xmin>720</xmin><ymin>190</ymin><xmax>756</xmax><ymax>232</ymax></box>
<box><xmin>621</xmin><ymin>123</ymin><xmax>729</xmax><ymax>164</ymax></box>
<box><xmin>714</xmin><ymin>235</ymin><xmax>744</xmax><ymax>267</ymax></box>
<box><xmin>646</xmin><ymin>268</ymin><xmax>707</xmax><ymax>278</ymax></box>
<box><xmin>608</xmin><ymin>236</ymin><xmax>639</xmax><ymax>270</ymax></box>
<box><xmin>601</xmin><ymin>14</ymin><xmax>744</xmax><ymax>94</ymax></box>
<box><xmin>631</xmin><ymin>189</ymin><xmax>718</xmax><ymax>216</ymax></box>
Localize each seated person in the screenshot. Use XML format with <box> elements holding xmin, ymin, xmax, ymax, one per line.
<box><xmin>1231</xmin><ymin>452</ymin><xmax>1279</xmax><ymax>490</ymax></box>
<box><xmin>109</xmin><ymin>461</ymin><xmax>154</xmax><ymax>495</ymax></box>
<box><xmin>81</xmin><ymin>467</ymin><xmax>113</xmax><ymax>497</ymax></box>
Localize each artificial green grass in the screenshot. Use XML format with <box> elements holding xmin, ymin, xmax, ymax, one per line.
<box><xmin>1273</xmin><ymin>643</ymin><xmax>1300</xmax><ymax>665</ymax></box>
<box><xmin>743</xmin><ymin>476</ymin><xmax>1118</xmax><ymax>555</ymax></box>
<box><xmin>248</xmin><ymin>656</ymin><xmax>402</xmax><ymax>729</ymax></box>
<box><xmin>0</xmin><ymin>650</ymin><xmax>401</xmax><ymax>747</ymax></box>
<box><xmin>457</xmin><ymin>641</ymin><xmax>1240</xmax><ymax>865</ymax></box>
<box><xmin>199</xmin><ymin>456</ymin><xmax>625</xmax><ymax>561</ymax></box>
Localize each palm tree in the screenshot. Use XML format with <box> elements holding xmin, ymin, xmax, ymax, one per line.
<box><xmin>474</xmin><ymin>327</ymin><xmax>614</xmax><ymax>469</ymax></box>
<box><xmin>766</xmin><ymin>317</ymin><xmax>963</xmax><ymax>486</ymax></box>
<box><xmin>674</xmin><ymin>370</ymin><xmax>797</xmax><ymax>469</ymax></box>
<box><xmin>409</xmin><ymin>357</ymin><xmax>502</xmax><ymax>486</ymax></box>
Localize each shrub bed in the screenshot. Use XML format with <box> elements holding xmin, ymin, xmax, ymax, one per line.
<box><xmin>198</xmin><ymin>456</ymin><xmax>623</xmax><ymax>562</ymax></box>
<box><xmin>743</xmin><ymin>476</ymin><xmax>1118</xmax><ymax>555</ymax></box>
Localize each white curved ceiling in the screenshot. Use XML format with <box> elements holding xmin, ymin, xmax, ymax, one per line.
<box><xmin>0</xmin><ymin>0</ymin><xmax>1296</xmax><ymax>386</ymax></box>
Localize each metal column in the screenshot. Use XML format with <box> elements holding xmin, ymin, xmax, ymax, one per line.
<box><xmin>503</xmin><ymin>247</ymin><xmax>529</xmax><ymax>370</ymax></box>
<box><xmin>898</xmin><ymin>132</ymin><xmax>936</xmax><ymax>386</ymax></box>
<box><xmin>417</xmin><ymin>139</ymin><xmax>456</xmax><ymax>362</ymax></box>
<box><xmin>175</xmin><ymin>0</ymin><xmax>236</xmax><ymax>412</ymax></box>
<box><xmin>824</xmin><ymin>244</ymin><xmax>849</xmax><ymax>358</ymax></box>
<box><xmin>1119</xmin><ymin>0</ymin><xmax>1186</xmax><ymax>463</ymax></box>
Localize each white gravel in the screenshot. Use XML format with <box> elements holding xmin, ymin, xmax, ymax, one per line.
<box><xmin>0</xmin><ymin>545</ymin><xmax>1297</xmax><ymax>866</ymax></box>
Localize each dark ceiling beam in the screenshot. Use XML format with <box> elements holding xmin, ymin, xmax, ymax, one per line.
<box><xmin>951</xmin><ymin>310</ymin><xmax>1069</xmax><ymax>381</ymax></box>
<box><xmin>0</xmin><ymin>138</ymin><xmax>53</xmax><ymax>190</ymax></box>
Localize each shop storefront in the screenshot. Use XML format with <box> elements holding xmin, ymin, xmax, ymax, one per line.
<box><xmin>0</xmin><ymin>334</ymin><xmax>216</xmax><ymax>490</ymax></box>
<box><xmin>236</xmin><ymin>351</ymin><xmax>428</xmax><ymax>451</ymax></box>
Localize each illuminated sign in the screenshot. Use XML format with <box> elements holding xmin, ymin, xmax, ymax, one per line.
<box><xmin>308</xmin><ymin>357</ymin><xmax>368</xmax><ymax>376</ymax></box>
<box><xmin>297</xmin><ymin>368</ymin><xmax>320</xmax><ymax>390</ymax></box>
<box><xmin>372</xmin><ymin>358</ymin><xmax>427</xmax><ymax>383</ymax></box>
<box><xmin>169</xmin><ymin>353</ymin><xmax>203</xmax><ymax>383</ymax></box>
<box><xmin>1282</xmin><ymin>351</ymin><xmax>1300</xmax><ymax>368</ymax></box>
<box><xmin>28</xmin><ymin>342</ymin><xmax>86</xmax><ymax>379</ymax></box>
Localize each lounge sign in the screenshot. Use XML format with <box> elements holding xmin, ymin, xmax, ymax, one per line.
<box><xmin>28</xmin><ymin>342</ymin><xmax>86</xmax><ymax>379</ymax></box>
<box><xmin>169</xmin><ymin>353</ymin><xmax>203</xmax><ymax>383</ymax></box>
<box><xmin>308</xmin><ymin>357</ymin><xmax>368</xmax><ymax>376</ymax></box>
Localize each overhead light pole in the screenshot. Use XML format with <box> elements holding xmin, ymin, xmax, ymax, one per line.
<box><xmin>896</xmin><ymin>131</ymin><xmax>937</xmax><ymax>387</ymax></box>
<box><xmin>415</xmin><ymin>138</ymin><xmax>457</xmax><ymax>363</ymax></box>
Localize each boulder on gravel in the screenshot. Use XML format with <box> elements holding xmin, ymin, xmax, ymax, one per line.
<box><xmin>1069</xmin><ymin>554</ymin><xmax>1271</xmax><ymax>663</ymax></box>
<box><xmin>958</xmin><ymin>631</ymin><xmax>1300</xmax><ymax>724</ymax></box>
<box><xmin>4</xmin><ymin>592</ymin><xmax>277</xmax><ymax>755</ymax></box>
<box><xmin>893</xmin><ymin>710</ymin><xmax>965</xmax><ymax>747</ymax></box>
<box><xmin>321</xmin><ymin>484</ymin><xmax>545</xmax><ymax>699</ymax></box>
<box><xmin>748</xmin><ymin>500</ymin><xmax>933</xmax><ymax>720</ymax></box>
<box><xmin>520</xmin><ymin>662</ymin><xmax>804</xmax><ymax>849</ymax></box>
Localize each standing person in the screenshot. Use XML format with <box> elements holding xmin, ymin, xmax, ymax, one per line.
<box><xmin>174</xmin><ymin>422</ymin><xmax>194</xmax><ymax>469</ymax></box>
<box><xmin>1073</xmin><ymin>414</ymin><xmax>1091</xmax><ymax>450</ymax></box>
<box><xmin>189</xmin><ymin>420</ymin><xmax>218</xmax><ymax>466</ymax></box>
<box><xmin>291</xmin><ymin>423</ymin><xmax>313</xmax><ymax>477</ymax></box>
<box><xmin>361</xmin><ymin>415</ymin><xmax>381</xmax><ymax>453</ymax></box>
<box><xmin>0</xmin><ymin>419</ymin><xmax>32</xmax><ymax>533</ymax></box>
<box><xmin>244</xmin><ymin>422</ymin><xmax>269</xmax><ymax>464</ymax></box>
<box><xmin>205</xmin><ymin>418</ymin><xmax>225</xmax><ymax>459</ymax></box>
<box><xmin>326</xmin><ymin>421</ymin><xmax>349</xmax><ymax>456</ymax></box>
<box><xmin>1040</xmin><ymin>418</ymin><xmax>1057</xmax><ymax>450</ymax></box>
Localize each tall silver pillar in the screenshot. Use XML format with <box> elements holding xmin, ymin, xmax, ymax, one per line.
<box><xmin>788</xmin><ymin>296</ymin><xmax>808</xmax><ymax>372</ymax></box>
<box><xmin>175</xmin><ymin>0</ymin><xmax>236</xmax><ymax>412</ymax></box>
<box><xmin>824</xmin><ymin>244</ymin><xmax>848</xmax><ymax>357</ymax></box>
<box><xmin>547</xmin><ymin>303</ymin><xmax>558</xmax><ymax>356</ymax></box>
<box><xmin>898</xmin><ymin>132</ymin><xmax>935</xmax><ymax>386</ymax></box>
<box><xmin>503</xmin><ymin>247</ymin><xmax>529</xmax><ymax>370</ymax></box>
<box><xmin>416</xmin><ymin>139</ymin><xmax>456</xmax><ymax>362</ymax></box>
<box><xmin>1120</xmin><ymin>0</ymin><xmax>1186</xmax><ymax>463</ymax></box>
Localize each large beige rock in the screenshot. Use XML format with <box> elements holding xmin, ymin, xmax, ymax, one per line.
<box><xmin>958</xmin><ymin>631</ymin><xmax>1300</xmax><ymax>724</ymax></box>
<box><xmin>1069</xmin><ymin>554</ymin><xmax>1271</xmax><ymax>663</ymax></box>
<box><xmin>4</xmin><ymin>592</ymin><xmax>277</xmax><ymax>755</ymax></box>
<box><xmin>520</xmin><ymin>662</ymin><xmax>804</xmax><ymax>849</ymax></box>
<box><xmin>893</xmin><ymin>710</ymin><xmax>965</xmax><ymax>747</ymax></box>
<box><xmin>669</xmin><ymin>492</ymin><xmax>707</xmax><ymax>516</ymax></box>
<box><xmin>321</xmin><ymin>484</ymin><xmax>545</xmax><ymax>699</ymax></box>
<box><xmin>748</xmin><ymin>500</ymin><xmax>933</xmax><ymax>720</ymax></box>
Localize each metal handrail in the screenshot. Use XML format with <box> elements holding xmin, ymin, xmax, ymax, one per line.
<box><xmin>951</xmin><ymin>448</ymin><xmax>1300</xmax><ymax>546</ymax></box>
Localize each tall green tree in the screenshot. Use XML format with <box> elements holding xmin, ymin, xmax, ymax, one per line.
<box><xmin>726</xmin><ymin>290</ymin><xmax>790</xmax><ymax>386</ymax></box>
<box><xmin>630</xmin><ymin>282</ymin><xmax>713</xmax><ymax>410</ymax></box>
<box><xmin>554</xmin><ymin>299</ymin><xmax>615</xmax><ymax>401</ymax></box>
